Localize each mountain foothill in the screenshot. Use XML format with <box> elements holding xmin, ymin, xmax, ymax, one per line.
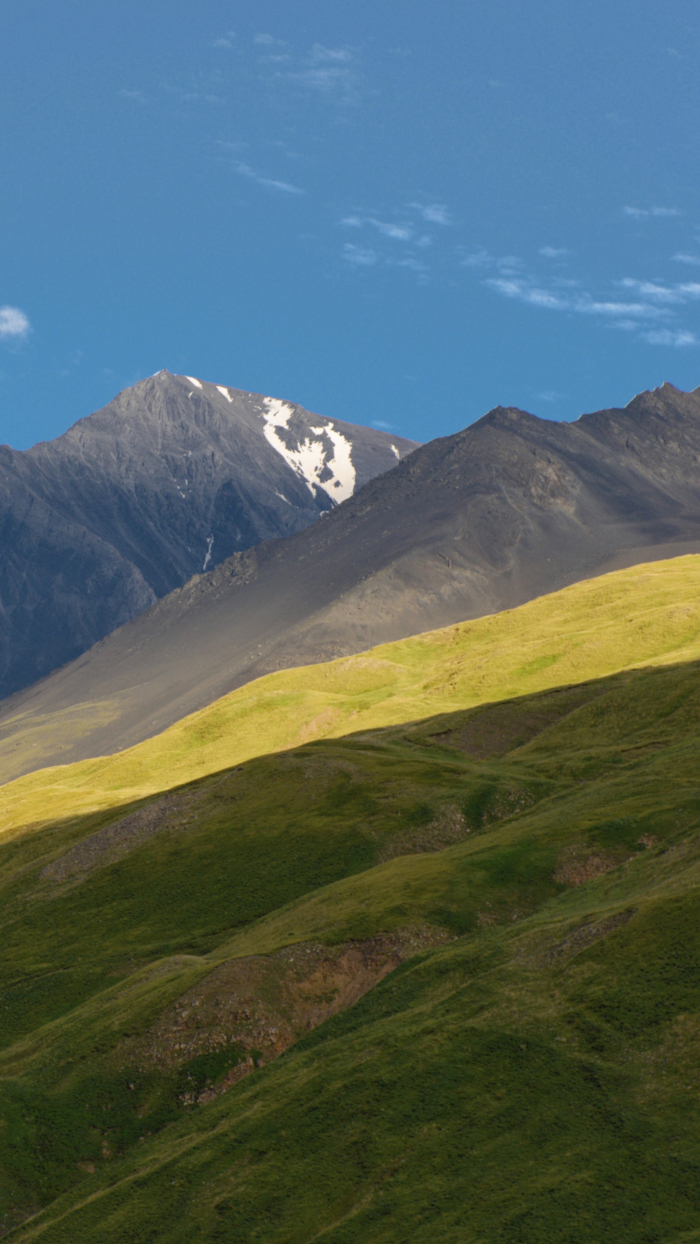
<box><xmin>1</xmin><ymin>377</ymin><xmax>700</xmax><ymax>1243</ymax></box>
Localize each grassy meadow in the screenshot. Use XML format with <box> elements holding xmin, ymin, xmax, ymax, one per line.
<box><xmin>0</xmin><ymin>555</ymin><xmax>699</xmax><ymax>1240</ymax></box>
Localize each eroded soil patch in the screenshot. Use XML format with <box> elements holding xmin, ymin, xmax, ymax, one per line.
<box><xmin>120</xmin><ymin>927</ymin><xmax>452</xmax><ymax>1102</ymax></box>
<box><xmin>378</xmin><ymin>804</ymin><xmax>470</xmax><ymax>861</ymax></box>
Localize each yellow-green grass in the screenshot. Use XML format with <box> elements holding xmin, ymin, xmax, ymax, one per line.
<box><xmin>2</xmin><ymin>556</ymin><xmax>700</xmax><ymax>1239</ymax></box>
<box><xmin>2</xmin><ymin>554</ymin><xmax>700</xmax><ymax>836</ymax></box>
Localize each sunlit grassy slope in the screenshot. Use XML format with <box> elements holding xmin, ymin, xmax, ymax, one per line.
<box><xmin>1</xmin><ymin>555</ymin><xmax>700</xmax><ymax>1241</ymax></box>
<box><xmin>3</xmin><ymin>555</ymin><xmax>700</xmax><ymax>834</ymax></box>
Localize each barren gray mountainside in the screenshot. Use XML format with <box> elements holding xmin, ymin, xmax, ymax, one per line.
<box><xmin>2</xmin><ymin>381</ymin><xmax>700</xmax><ymax>785</ymax></box>
<box><xmin>0</xmin><ymin>371</ymin><xmax>417</xmax><ymax>698</ymax></box>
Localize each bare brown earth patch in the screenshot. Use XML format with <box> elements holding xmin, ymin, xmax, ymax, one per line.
<box><xmin>120</xmin><ymin>928</ymin><xmax>452</xmax><ymax>1102</ymax></box>
<box><xmin>40</xmin><ymin>792</ymin><xmax>200</xmax><ymax>883</ymax></box>
<box><xmin>553</xmin><ymin>844</ymin><xmax>625</xmax><ymax>887</ymax></box>
<box><xmin>378</xmin><ymin>804</ymin><xmax>470</xmax><ymax>862</ymax></box>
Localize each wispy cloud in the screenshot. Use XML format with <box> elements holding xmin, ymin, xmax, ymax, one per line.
<box><xmin>343</xmin><ymin>244</ymin><xmax>377</xmax><ymax>266</ymax></box>
<box><xmin>281</xmin><ymin>43</ymin><xmax>361</xmax><ymax>104</ymax></box>
<box><xmin>673</xmin><ymin>253</ymin><xmax>700</xmax><ymax>267</ymax></box>
<box><xmin>394</xmin><ymin>256</ymin><xmax>429</xmax><ymax>275</ymax></box>
<box><xmin>483</xmin><ymin>265</ymin><xmax>699</xmax><ymax>346</ymax></box>
<box><xmin>368</xmin><ymin>219</ymin><xmax>413</xmax><ymax>241</ymax></box>
<box><xmin>337</xmin><ymin>205</ymin><xmax>451</xmax><ymax>280</ymax></box>
<box><xmin>0</xmin><ymin>306</ymin><xmax>31</xmax><ymax>342</ymax></box>
<box><xmin>641</xmin><ymin>328</ymin><xmax>696</xmax><ymax>346</ymax></box>
<box><xmin>226</xmin><ymin>156</ymin><xmax>304</xmax><ymax>195</ymax></box>
<box><xmin>623</xmin><ymin>206</ymin><xmax>682</xmax><ymax>218</ymax></box>
<box><xmin>460</xmin><ymin>247</ymin><xmax>493</xmax><ymax>268</ymax></box>
<box><xmin>540</xmin><ymin>246</ymin><xmax>570</xmax><ymax>258</ymax></box>
<box><xmin>254</xmin><ymin>33</ymin><xmax>286</xmax><ymax>47</ymax></box>
<box><xmin>341</xmin><ymin>214</ymin><xmax>413</xmax><ymax>241</ymax></box>
<box><xmin>487</xmin><ymin>278</ymin><xmax>568</xmax><ymax>310</ymax></box>
<box><xmin>410</xmin><ymin>202</ymin><xmax>451</xmax><ymax>225</ymax></box>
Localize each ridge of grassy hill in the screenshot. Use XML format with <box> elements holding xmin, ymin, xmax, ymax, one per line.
<box><xmin>2</xmin><ymin>555</ymin><xmax>700</xmax><ymax>834</ymax></box>
<box><xmin>0</xmin><ymin>556</ymin><xmax>699</xmax><ymax>1240</ymax></box>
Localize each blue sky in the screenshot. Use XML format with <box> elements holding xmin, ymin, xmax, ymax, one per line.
<box><xmin>3</xmin><ymin>0</ymin><xmax>700</xmax><ymax>449</ymax></box>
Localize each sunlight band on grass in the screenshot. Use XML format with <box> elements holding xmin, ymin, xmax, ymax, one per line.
<box><xmin>1</xmin><ymin>555</ymin><xmax>699</xmax><ymax>837</ymax></box>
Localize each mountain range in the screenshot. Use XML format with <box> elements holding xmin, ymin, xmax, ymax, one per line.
<box><xmin>1</xmin><ymin>380</ymin><xmax>699</xmax><ymax>785</ymax></box>
<box><xmin>0</xmin><ymin>371</ymin><xmax>416</xmax><ymax>700</ymax></box>
<box><xmin>2</xmin><ymin>371</ymin><xmax>700</xmax><ymax>1243</ymax></box>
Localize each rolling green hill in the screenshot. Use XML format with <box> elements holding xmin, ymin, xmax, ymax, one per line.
<box><xmin>1</xmin><ymin>555</ymin><xmax>700</xmax><ymax>1241</ymax></box>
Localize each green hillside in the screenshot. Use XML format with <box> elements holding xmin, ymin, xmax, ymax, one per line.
<box><xmin>3</xmin><ymin>555</ymin><xmax>700</xmax><ymax>834</ymax></box>
<box><xmin>0</xmin><ymin>556</ymin><xmax>700</xmax><ymax>1241</ymax></box>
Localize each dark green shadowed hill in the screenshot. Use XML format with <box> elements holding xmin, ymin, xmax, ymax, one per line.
<box><xmin>1</xmin><ymin>558</ymin><xmax>700</xmax><ymax>1240</ymax></box>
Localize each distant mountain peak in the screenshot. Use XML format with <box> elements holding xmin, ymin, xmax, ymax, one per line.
<box><xmin>0</xmin><ymin>374</ymin><xmax>419</xmax><ymax>700</ymax></box>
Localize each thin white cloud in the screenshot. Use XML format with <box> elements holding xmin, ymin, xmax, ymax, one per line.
<box><xmin>0</xmin><ymin>306</ymin><xmax>31</xmax><ymax>341</ymax></box>
<box><xmin>340</xmin><ymin>216</ymin><xmax>362</xmax><ymax>228</ymax></box>
<box><xmin>619</xmin><ymin>278</ymin><xmax>700</xmax><ymax>304</ymax></box>
<box><xmin>254</xmin><ymin>33</ymin><xmax>286</xmax><ymax>46</ymax></box>
<box><xmin>343</xmin><ymin>244</ymin><xmax>377</xmax><ymax>266</ymax></box>
<box><xmin>540</xmin><ymin>246</ymin><xmax>570</xmax><ymax>258</ymax></box>
<box><xmin>257</xmin><ymin>177</ymin><xmax>304</xmax><ymax>195</ymax></box>
<box><xmin>309</xmin><ymin>44</ymin><xmax>352</xmax><ymax>64</ymax></box>
<box><xmin>410</xmin><ymin>203</ymin><xmax>451</xmax><ymax>225</ymax></box>
<box><xmin>213</xmin><ymin>33</ymin><xmax>235</xmax><ymax>48</ymax></box>
<box><xmin>673</xmin><ymin>253</ymin><xmax>700</xmax><ymax>266</ymax></box>
<box><xmin>460</xmin><ymin>248</ymin><xmax>493</xmax><ymax>267</ymax></box>
<box><xmin>618</xmin><ymin>278</ymin><xmax>684</xmax><ymax>304</ymax></box>
<box><xmin>623</xmin><ymin>206</ymin><xmax>682</xmax><ymax>218</ymax></box>
<box><xmin>282</xmin><ymin>43</ymin><xmax>360</xmax><ymax>103</ymax></box>
<box><xmin>487</xmin><ymin>276</ymin><xmax>670</xmax><ymax>322</ymax></box>
<box><xmin>641</xmin><ymin>328</ymin><xmax>696</xmax><ymax>346</ymax></box>
<box><xmin>289</xmin><ymin>66</ymin><xmax>353</xmax><ymax>94</ymax></box>
<box><xmin>488</xmin><ymin>279</ymin><xmax>568</xmax><ymax>309</ymax></box>
<box><xmin>230</xmin><ymin>159</ymin><xmax>304</xmax><ymax>195</ymax></box>
<box><xmin>368</xmin><ymin>219</ymin><xmax>413</xmax><ymax>241</ymax></box>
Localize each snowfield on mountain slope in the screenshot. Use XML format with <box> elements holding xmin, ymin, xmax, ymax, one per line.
<box><xmin>261</xmin><ymin>397</ymin><xmax>357</xmax><ymax>502</ymax></box>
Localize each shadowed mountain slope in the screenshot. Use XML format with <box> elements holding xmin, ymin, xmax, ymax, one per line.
<box><xmin>1</xmin><ymin>381</ymin><xmax>700</xmax><ymax>783</ymax></box>
<box><xmin>0</xmin><ymin>371</ymin><xmax>416</xmax><ymax>698</ymax></box>
<box><xmin>2</xmin><ymin>558</ymin><xmax>700</xmax><ymax>1240</ymax></box>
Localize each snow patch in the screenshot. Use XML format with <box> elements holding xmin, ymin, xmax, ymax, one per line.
<box><xmin>185</xmin><ymin>376</ymin><xmax>203</xmax><ymax>389</ymax></box>
<box><xmin>275</xmin><ymin>491</ymin><xmax>291</xmax><ymax>505</ymax></box>
<box><xmin>216</xmin><ymin>386</ymin><xmax>233</xmax><ymax>402</ymax></box>
<box><xmin>260</xmin><ymin>398</ymin><xmax>357</xmax><ymax>503</ymax></box>
<box><xmin>390</xmin><ymin>443</ymin><xmax>400</xmax><ymax>460</ymax></box>
<box><xmin>202</xmin><ymin>535</ymin><xmax>214</xmax><ymax>572</ymax></box>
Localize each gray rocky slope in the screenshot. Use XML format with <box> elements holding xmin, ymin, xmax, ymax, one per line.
<box><xmin>1</xmin><ymin>381</ymin><xmax>700</xmax><ymax>785</ymax></box>
<box><xmin>0</xmin><ymin>371</ymin><xmax>417</xmax><ymax>699</ymax></box>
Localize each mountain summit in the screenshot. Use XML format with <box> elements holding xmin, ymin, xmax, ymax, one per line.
<box><xmin>1</xmin><ymin>381</ymin><xmax>699</xmax><ymax>784</ymax></box>
<box><xmin>0</xmin><ymin>372</ymin><xmax>417</xmax><ymax>698</ymax></box>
